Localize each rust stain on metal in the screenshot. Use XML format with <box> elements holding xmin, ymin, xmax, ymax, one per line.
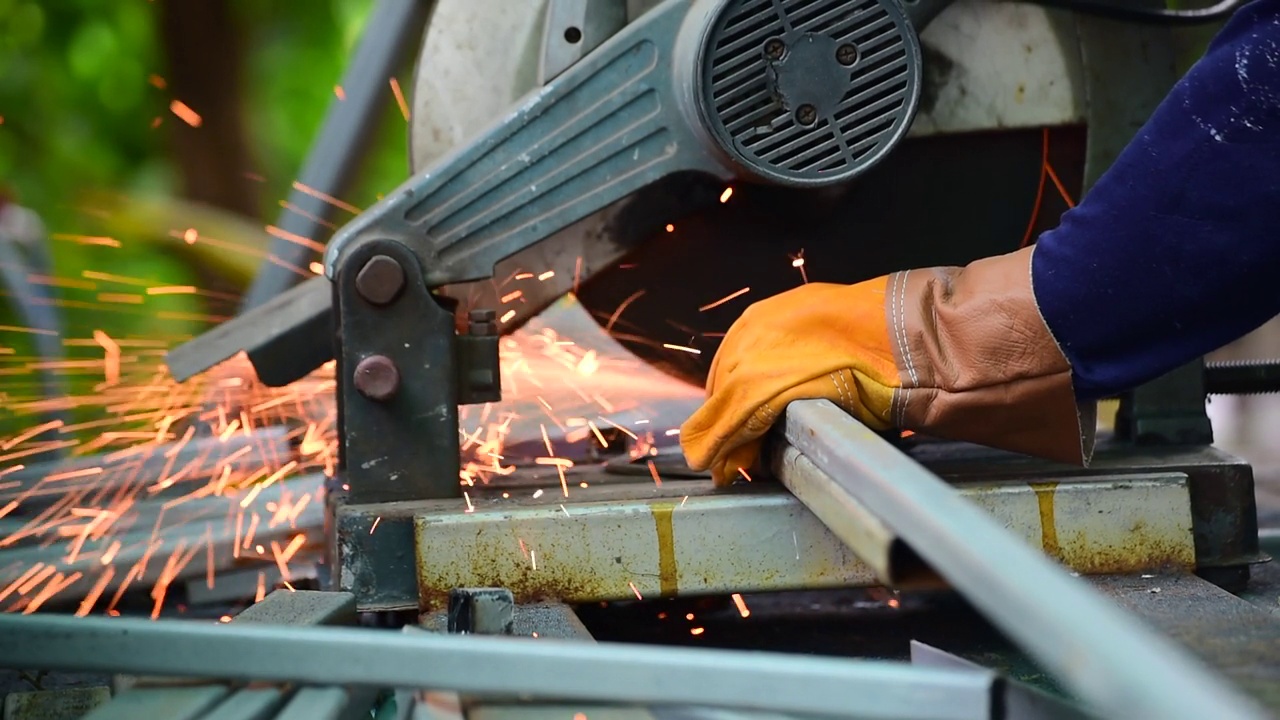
<box><xmin>1030</xmin><ymin>481</ymin><xmax>1060</xmax><ymax>556</ymax></box>
<box><xmin>652</xmin><ymin>502</ymin><xmax>679</xmax><ymax>596</ymax></box>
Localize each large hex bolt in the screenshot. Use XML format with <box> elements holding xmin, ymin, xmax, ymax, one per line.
<box><xmin>355</xmin><ymin>255</ymin><xmax>405</xmax><ymax>306</ymax></box>
<box><xmin>353</xmin><ymin>355</ymin><xmax>400</xmax><ymax>401</ymax></box>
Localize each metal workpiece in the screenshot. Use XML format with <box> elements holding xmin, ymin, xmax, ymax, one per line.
<box><xmin>771</xmin><ymin>445</ymin><xmax>1197</xmax><ymax>587</ymax></box>
<box><xmin>412</xmin><ymin>464</ymin><xmax>1202</xmax><ymax>610</ymax></box>
<box><xmin>446</xmin><ymin>588</ymin><xmax>515</xmax><ymax>634</ymax></box>
<box><xmin>0</xmin><ymin>613</ymin><xmax>1006</xmax><ymax>720</ymax></box>
<box><xmin>232</xmin><ymin>589</ymin><xmax>358</xmax><ymax>627</ymax></box>
<box><xmin>331</xmin><ymin>496</ymin><xmax>423</xmax><ymax>612</ymax></box>
<box><xmin>777</xmin><ymin>399</ymin><xmax>1270</xmax><ymax>720</ymax></box>
<box><xmin>413</xmin><ymin>485</ymin><xmax>878</xmax><ymax>610</ymax></box>
<box><xmin>907</xmin><ymin>440</ymin><xmax>1266</xmax><ymax>577</ymax></box>
<box><xmin>909</xmin><ymin>641</ymin><xmax>1097</xmax><ymax>720</ymax></box>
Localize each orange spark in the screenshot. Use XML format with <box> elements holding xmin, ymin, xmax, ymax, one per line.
<box><xmin>662</xmin><ymin>343</ymin><xmax>700</xmax><ymax>355</ymax></box>
<box><xmin>292</xmin><ymin>181</ymin><xmax>360</xmax><ymax>214</ymax></box>
<box><xmin>370</xmin><ymin>517</ymin><xmax>381</xmax><ymax>535</ymax></box>
<box><xmin>647</xmin><ymin>460</ymin><xmax>662</xmax><ymax>487</ymax></box>
<box><xmin>499</xmin><ymin>310</ymin><xmax>516</xmax><ymax>323</ymax></box>
<box><xmin>698</xmin><ymin>287</ymin><xmax>750</xmax><ymax>311</ymax></box>
<box><xmin>629</xmin><ymin>582</ymin><xmax>643</xmax><ymax>600</ymax></box>
<box><xmin>169</xmin><ymin>100</ymin><xmax>202</xmax><ymax>127</ymax></box>
<box><xmin>538</xmin><ymin>270</ymin><xmax>556</xmax><ymax>281</ymax></box>
<box><xmin>50</xmin><ymin>233</ymin><xmax>120</xmax><ymax>248</ymax></box>
<box><xmin>148</xmin><ymin>74</ymin><xmax>167</xmax><ymax>89</ymax></box>
<box><xmin>93</xmin><ymin>329</ymin><xmax>120</xmax><ymax>386</ymax></box>
<box><xmin>389</xmin><ymin>78</ymin><xmax>410</xmax><ymax>121</ymax></box>
<box><xmin>690</xmin><ymin>627</ymin><xmax>705</xmax><ymax>636</ymax></box>
<box><xmin>731</xmin><ymin>593</ymin><xmax>750</xmax><ymax>618</ymax></box>
<box><xmin>334</xmin><ymin>85</ymin><xmax>346</xmax><ymax>101</ymax></box>
<box><xmin>720</xmin><ymin>187</ymin><xmax>733</xmax><ymax>203</ymax></box>
<box><xmin>146</xmin><ymin>285</ymin><xmax>197</xmax><ymax>296</ymax></box>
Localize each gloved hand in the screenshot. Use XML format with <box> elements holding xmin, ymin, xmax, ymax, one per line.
<box><xmin>680</xmin><ymin>245</ymin><xmax>1096</xmax><ymax>487</ymax></box>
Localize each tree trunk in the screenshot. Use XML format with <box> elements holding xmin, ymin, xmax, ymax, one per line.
<box><xmin>157</xmin><ymin>0</ymin><xmax>261</xmax><ymax>220</ymax></box>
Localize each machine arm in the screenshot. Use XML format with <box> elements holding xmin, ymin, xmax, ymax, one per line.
<box><xmin>167</xmin><ymin>0</ymin><xmax>925</xmax><ymax>387</ymax></box>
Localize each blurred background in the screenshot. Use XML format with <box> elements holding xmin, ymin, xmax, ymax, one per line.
<box><xmin>0</xmin><ymin>0</ymin><xmax>408</xmax><ymax>436</ymax></box>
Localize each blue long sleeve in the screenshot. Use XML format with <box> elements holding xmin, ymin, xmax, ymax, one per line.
<box><xmin>1031</xmin><ymin>0</ymin><xmax>1280</xmax><ymax>400</ymax></box>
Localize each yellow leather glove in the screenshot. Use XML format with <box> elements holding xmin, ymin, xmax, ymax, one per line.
<box><xmin>681</xmin><ymin>246</ymin><xmax>1096</xmax><ymax>487</ymax></box>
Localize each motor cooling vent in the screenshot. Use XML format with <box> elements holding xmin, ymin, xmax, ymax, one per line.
<box><xmin>699</xmin><ymin>0</ymin><xmax>921</xmax><ymax>186</ymax></box>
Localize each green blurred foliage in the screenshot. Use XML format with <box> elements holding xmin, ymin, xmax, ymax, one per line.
<box><xmin>0</xmin><ymin>0</ymin><xmax>408</xmax><ymax>434</ymax></box>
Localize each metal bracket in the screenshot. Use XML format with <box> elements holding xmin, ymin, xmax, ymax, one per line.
<box><xmin>334</xmin><ymin>239</ymin><xmax>499</xmax><ymax>503</ymax></box>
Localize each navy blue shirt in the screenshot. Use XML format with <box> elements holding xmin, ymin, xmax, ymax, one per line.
<box><xmin>1031</xmin><ymin>0</ymin><xmax>1280</xmax><ymax>399</ymax></box>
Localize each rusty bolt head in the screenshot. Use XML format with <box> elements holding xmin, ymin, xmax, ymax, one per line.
<box><xmin>763</xmin><ymin>38</ymin><xmax>785</xmax><ymax>60</ymax></box>
<box><xmin>353</xmin><ymin>355</ymin><xmax>400</xmax><ymax>401</ymax></box>
<box><xmin>355</xmin><ymin>255</ymin><xmax>405</xmax><ymax>306</ymax></box>
<box><xmin>836</xmin><ymin>43</ymin><xmax>858</xmax><ymax>66</ymax></box>
<box><xmin>795</xmin><ymin>104</ymin><xmax>817</xmax><ymax>126</ymax></box>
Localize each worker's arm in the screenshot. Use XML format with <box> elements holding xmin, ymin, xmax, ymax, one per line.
<box><xmin>681</xmin><ymin>0</ymin><xmax>1280</xmax><ymax>486</ymax></box>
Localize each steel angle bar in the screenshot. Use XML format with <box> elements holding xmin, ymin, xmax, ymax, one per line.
<box><xmin>0</xmin><ymin>613</ymin><xmax>1003</xmax><ymax>720</ymax></box>
<box><xmin>776</xmin><ymin>399</ymin><xmax>1270</xmax><ymax>720</ymax></box>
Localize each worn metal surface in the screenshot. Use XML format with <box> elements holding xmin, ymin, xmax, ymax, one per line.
<box><xmin>272</xmin><ymin>688</ymin><xmax>362</xmax><ymax>720</ymax></box>
<box><xmin>775</xmin><ymin>445</ymin><xmax>1196</xmax><ymax>586</ymax></box>
<box><xmin>335</xmin><ymin>239</ymin><xmax>461</xmax><ymax>503</ymax></box>
<box><xmin>909</xmin><ymin>440</ymin><xmax>1265</xmax><ymax>574</ymax></box>
<box><xmin>423</xmin><ymin>602</ymin><xmax>597</xmax><ymax>640</ymax></box>
<box><xmin>233</xmin><ymin>589</ymin><xmax>357</xmax><ymax>626</ymax></box>
<box><xmin>414</xmin><ymin>464</ymin><xmax>1200</xmax><ymax>609</ymax></box>
<box><xmin>414</xmin><ymin>485</ymin><xmax>877</xmax><ymax>611</ymax></box>
<box><xmin>0</xmin><ymin>613</ymin><xmax>1004</xmax><ymax>720</ymax></box>
<box><xmin>447</xmin><ymin>588</ymin><xmax>515</xmax><ymax>634</ymax></box>
<box><xmin>778</xmin><ymin>399</ymin><xmax>1270</xmax><ymax>720</ymax></box>
<box><xmin>1089</xmin><ymin>573</ymin><xmax>1280</xmax><ymax>712</ymax></box>
<box><xmin>331</xmin><ymin>496</ymin><xmax>421</xmax><ymax>611</ymax></box>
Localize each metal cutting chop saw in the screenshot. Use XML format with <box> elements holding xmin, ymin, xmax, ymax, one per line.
<box><xmin>166</xmin><ymin>0</ymin><xmax>1268</xmax><ymax>632</ymax></box>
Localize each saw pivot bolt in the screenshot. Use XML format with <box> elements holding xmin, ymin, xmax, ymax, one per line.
<box><xmin>355</xmin><ymin>254</ymin><xmax>405</xmax><ymax>306</ymax></box>
<box><xmin>353</xmin><ymin>355</ymin><xmax>401</xmax><ymax>401</ymax></box>
<box><xmin>763</xmin><ymin>38</ymin><xmax>785</xmax><ymax>60</ymax></box>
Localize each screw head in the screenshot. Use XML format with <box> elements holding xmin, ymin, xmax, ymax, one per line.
<box><xmin>355</xmin><ymin>255</ymin><xmax>405</xmax><ymax>306</ymax></box>
<box><xmin>795</xmin><ymin>104</ymin><xmax>817</xmax><ymax>126</ymax></box>
<box><xmin>763</xmin><ymin>38</ymin><xmax>785</xmax><ymax>60</ymax></box>
<box><xmin>836</xmin><ymin>43</ymin><xmax>858</xmax><ymax>66</ymax></box>
<box><xmin>353</xmin><ymin>355</ymin><xmax>400</xmax><ymax>401</ymax></box>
